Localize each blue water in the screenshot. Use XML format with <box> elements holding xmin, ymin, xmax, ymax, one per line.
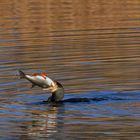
<box><xmin>0</xmin><ymin>90</ymin><xmax>140</xmax><ymax>139</ymax></box>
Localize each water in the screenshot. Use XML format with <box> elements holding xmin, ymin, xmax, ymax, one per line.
<box><xmin>0</xmin><ymin>0</ymin><xmax>140</xmax><ymax>139</ymax></box>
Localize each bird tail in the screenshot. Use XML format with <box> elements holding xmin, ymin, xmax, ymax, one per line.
<box><xmin>18</xmin><ymin>70</ymin><xmax>26</xmax><ymax>79</ymax></box>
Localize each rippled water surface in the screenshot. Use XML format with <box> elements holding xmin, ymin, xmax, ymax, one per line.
<box><xmin>0</xmin><ymin>0</ymin><xmax>140</xmax><ymax>139</ymax></box>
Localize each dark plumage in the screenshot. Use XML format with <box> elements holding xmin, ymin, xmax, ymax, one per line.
<box><xmin>47</xmin><ymin>81</ymin><xmax>64</xmax><ymax>102</ymax></box>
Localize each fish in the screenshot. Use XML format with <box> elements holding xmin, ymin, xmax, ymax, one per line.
<box><xmin>18</xmin><ymin>70</ymin><xmax>58</xmax><ymax>92</ymax></box>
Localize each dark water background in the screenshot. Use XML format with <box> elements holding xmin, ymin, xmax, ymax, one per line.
<box><xmin>0</xmin><ymin>0</ymin><xmax>140</xmax><ymax>139</ymax></box>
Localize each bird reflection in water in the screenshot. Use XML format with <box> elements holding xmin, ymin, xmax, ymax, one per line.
<box><xmin>20</xmin><ymin>103</ymin><xmax>65</xmax><ymax>139</ymax></box>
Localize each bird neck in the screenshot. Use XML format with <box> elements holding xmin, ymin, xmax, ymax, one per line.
<box><xmin>47</xmin><ymin>81</ymin><xmax>64</xmax><ymax>102</ymax></box>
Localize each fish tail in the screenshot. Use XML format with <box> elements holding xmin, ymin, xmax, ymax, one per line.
<box><xmin>18</xmin><ymin>70</ymin><xmax>26</xmax><ymax>79</ymax></box>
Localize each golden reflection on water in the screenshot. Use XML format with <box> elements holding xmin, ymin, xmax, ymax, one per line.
<box><xmin>0</xmin><ymin>0</ymin><xmax>140</xmax><ymax>93</ymax></box>
<box><xmin>0</xmin><ymin>0</ymin><xmax>140</xmax><ymax>139</ymax></box>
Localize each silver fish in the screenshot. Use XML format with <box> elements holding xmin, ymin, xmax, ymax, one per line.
<box><xmin>18</xmin><ymin>70</ymin><xmax>57</xmax><ymax>92</ymax></box>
